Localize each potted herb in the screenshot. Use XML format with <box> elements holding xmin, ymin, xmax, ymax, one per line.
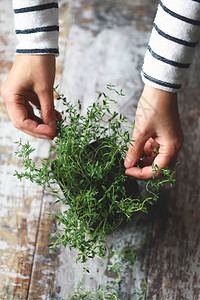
<box><xmin>14</xmin><ymin>84</ymin><xmax>175</xmax><ymax>263</ymax></box>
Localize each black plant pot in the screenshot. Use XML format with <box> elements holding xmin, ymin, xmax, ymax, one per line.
<box><xmin>51</xmin><ymin>138</ymin><xmax>140</xmax><ymax>231</ymax></box>
<box><xmin>86</xmin><ymin>139</ymin><xmax>139</xmax><ymax>196</ymax></box>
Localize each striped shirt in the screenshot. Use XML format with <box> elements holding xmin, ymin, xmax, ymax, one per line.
<box><xmin>142</xmin><ymin>0</ymin><xmax>200</xmax><ymax>92</ymax></box>
<box><xmin>12</xmin><ymin>0</ymin><xmax>200</xmax><ymax>92</ymax></box>
<box><xmin>12</xmin><ymin>0</ymin><xmax>59</xmax><ymax>55</ymax></box>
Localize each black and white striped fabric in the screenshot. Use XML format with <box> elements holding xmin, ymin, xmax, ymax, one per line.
<box><xmin>12</xmin><ymin>0</ymin><xmax>200</xmax><ymax>92</ymax></box>
<box><xmin>142</xmin><ymin>0</ymin><xmax>200</xmax><ymax>92</ymax></box>
<box><xmin>12</xmin><ymin>0</ymin><xmax>59</xmax><ymax>55</ymax></box>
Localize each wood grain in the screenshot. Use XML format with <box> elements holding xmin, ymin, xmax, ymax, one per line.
<box><xmin>146</xmin><ymin>43</ymin><xmax>200</xmax><ymax>300</ymax></box>
<box><xmin>0</xmin><ymin>1</ymin><xmax>68</xmax><ymax>299</ymax></box>
<box><xmin>57</xmin><ymin>0</ymin><xmax>157</xmax><ymax>299</ymax></box>
<box><xmin>24</xmin><ymin>1</ymin><xmax>74</xmax><ymax>299</ymax></box>
<box><xmin>0</xmin><ymin>1</ymin><xmax>42</xmax><ymax>299</ymax></box>
<box><xmin>1</xmin><ymin>0</ymin><xmax>200</xmax><ymax>299</ymax></box>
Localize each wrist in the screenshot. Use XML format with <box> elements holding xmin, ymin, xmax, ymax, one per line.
<box><xmin>143</xmin><ymin>84</ymin><xmax>176</xmax><ymax>98</ymax></box>
<box><xmin>15</xmin><ymin>54</ymin><xmax>56</xmax><ymax>62</ymax></box>
<box><xmin>141</xmin><ymin>84</ymin><xmax>177</xmax><ymax>110</ymax></box>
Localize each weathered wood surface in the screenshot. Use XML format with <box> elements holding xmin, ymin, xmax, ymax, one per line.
<box><xmin>0</xmin><ymin>0</ymin><xmax>200</xmax><ymax>299</ymax></box>
<box><xmin>58</xmin><ymin>0</ymin><xmax>157</xmax><ymax>299</ymax></box>
<box><xmin>27</xmin><ymin>1</ymin><xmax>72</xmax><ymax>299</ymax></box>
<box><xmin>145</xmin><ymin>44</ymin><xmax>200</xmax><ymax>300</ymax></box>
<box><xmin>0</xmin><ymin>1</ymin><xmax>70</xmax><ymax>299</ymax></box>
<box><xmin>0</xmin><ymin>1</ymin><xmax>40</xmax><ymax>299</ymax></box>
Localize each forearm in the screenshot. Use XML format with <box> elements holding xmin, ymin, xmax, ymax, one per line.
<box><xmin>141</xmin><ymin>0</ymin><xmax>200</xmax><ymax>92</ymax></box>
<box><xmin>12</xmin><ymin>0</ymin><xmax>59</xmax><ymax>55</ymax></box>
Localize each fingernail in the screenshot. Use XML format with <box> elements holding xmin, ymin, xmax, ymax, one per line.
<box><xmin>48</xmin><ymin>121</ymin><xmax>57</xmax><ymax>130</ymax></box>
<box><xmin>124</xmin><ymin>156</ymin><xmax>134</xmax><ymax>169</ymax></box>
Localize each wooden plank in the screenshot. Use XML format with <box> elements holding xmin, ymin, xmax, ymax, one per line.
<box><xmin>55</xmin><ymin>0</ymin><xmax>73</xmax><ymax>86</ymax></box>
<box><xmin>2</xmin><ymin>0</ymin><xmax>199</xmax><ymax>298</ymax></box>
<box><xmin>27</xmin><ymin>193</ymin><xmax>62</xmax><ymax>300</ymax></box>
<box><xmin>145</xmin><ymin>39</ymin><xmax>200</xmax><ymax>299</ymax></box>
<box><xmin>0</xmin><ymin>1</ymin><xmax>53</xmax><ymax>299</ymax></box>
<box><xmin>27</xmin><ymin>1</ymin><xmax>74</xmax><ymax>299</ymax></box>
<box><xmin>0</xmin><ymin>133</ymin><xmax>48</xmax><ymax>299</ymax></box>
<box><xmin>54</xmin><ymin>0</ymin><xmax>158</xmax><ymax>299</ymax></box>
<box><xmin>0</xmin><ymin>1</ymin><xmax>73</xmax><ymax>299</ymax></box>
<box><xmin>60</xmin><ymin>0</ymin><xmax>157</xmax><ymax>117</ymax></box>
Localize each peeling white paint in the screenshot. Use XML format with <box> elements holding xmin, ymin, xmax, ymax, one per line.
<box><xmin>0</xmin><ymin>240</ymin><xmax>9</xmax><ymax>251</ymax></box>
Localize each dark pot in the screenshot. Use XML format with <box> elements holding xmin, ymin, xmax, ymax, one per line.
<box><xmin>86</xmin><ymin>139</ymin><xmax>139</xmax><ymax>197</ymax></box>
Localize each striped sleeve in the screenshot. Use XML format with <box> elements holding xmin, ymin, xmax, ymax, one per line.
<box><xmin>12</xmin><ymin>0</ymin><xmax>59</xmax><ymax>55</ymax></box>
<box><xmin>141</xmin><ymin>0</ymin><xmax>200</xmax><ymax>92</ymax></box>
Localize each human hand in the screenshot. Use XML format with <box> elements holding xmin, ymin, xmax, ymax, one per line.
<box><xmin>1</xmin><ymin>55</ymin><xmax>60</xmax><ymax>140</ymax></box>
<box><xmin>124</xmin><ymin>85</ymin><xmax>184</xmax><ymax>179</ymax></box>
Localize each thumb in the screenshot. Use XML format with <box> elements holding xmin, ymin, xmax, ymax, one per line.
<box><xmin>39</xmin><ymin>89</ymin><xmax>57</xmax><ymax>130</ymax></box>
<box><xmin>124</xmin><ymin>130</ymin><xmax>149</xmax><ymax>169</ymax></box>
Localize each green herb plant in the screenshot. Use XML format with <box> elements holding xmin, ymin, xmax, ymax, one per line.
<box><xmin>14</xmin><ymin>84</ymin><xmax>176</xmax><ymax>264</ymax></box>
<box><xmin>64</xmin><ymin>243</ymin><xmax>147</xmax><ymax>300</ymax></box>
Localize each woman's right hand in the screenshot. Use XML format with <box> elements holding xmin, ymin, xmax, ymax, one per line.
<box><xmin>124</xmin><ymin>85</ymin><xmax>184</xmax><ymax>179</ymax></box>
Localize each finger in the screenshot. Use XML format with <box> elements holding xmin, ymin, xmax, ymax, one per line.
<box><xmin>22</xmin><ymin>131</ymin><xmax>54</xmax><ymax>140</ymax></box>
<box><xmin>141</xmin><ymin>156</ymin><xmax>155</xmax><ymax>167</ymax></box>
<box><xmin>125</xmin><ymin>165</ymin><xmax>154</xmax><ymax>179</ymax></box>
<box><xmin>125</xmin><ymin>145</ymin><xmax>174</xmax><ymax>179</ymax></box>
<box><xmin>28</xmin><ymin>94</ymin><xmax>62</xmax><ymax>122</ymax></box>
<box><xmin>20</xmin><ymin>127</ymin><xmax>55</xmax><ymax>140</ymax></box>
<box><xmin>143</xmin><ymin>138</ymin><xmax>159</xmax><ymax>157</ymax></box>
<box><xmin>25</xmin><ymin>101</ymin><xmax>43</xmax><ymax>124</ymax></box>
<box><xmin>124</xmin><ymin>129</ymin><xmax>151</xmax><ymax>169</ymax></box>
<box><xmin>152</xmin><ymin>149</ymin><xmax>177</xmax><ymax>175</ymax></box>
<box><xmin>55</xmin><ymin>110</ymin><xmax>62</xmax><ymax>121</ymax></box>
<box><xmin>22</xmin><ymin>118</ymin><xmax>56</xmax><ymax>136</ymax></box>
<box><xmin>25</xmin><ymin>91</ymin><xmax>41</xmax><ymax>108</ymax></box>
<box><xmin>6</xmin><ymin>96</ymin><xmax>56</xmax><ymax>139</ymax></box>
<box><xmin>38</xmin><ymin>88</ymin><xmax>57</xmax><ymax>131</ymax></box>
<box><xmin>19</xmin><ymin>119</ymin><xmax>56</xmax><ymax>139</ymax></box>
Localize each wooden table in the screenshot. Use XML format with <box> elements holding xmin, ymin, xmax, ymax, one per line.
<box><xmin>0</xmin><ymin>0</ymin><xmax>199</xmax><ymax>299</ymax></box>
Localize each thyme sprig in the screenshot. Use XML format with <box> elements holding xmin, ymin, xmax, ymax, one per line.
<box><xmin>14</xmin><ymin>85</ymin><xmax>176</xmax><ymax>263</ymax></box>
